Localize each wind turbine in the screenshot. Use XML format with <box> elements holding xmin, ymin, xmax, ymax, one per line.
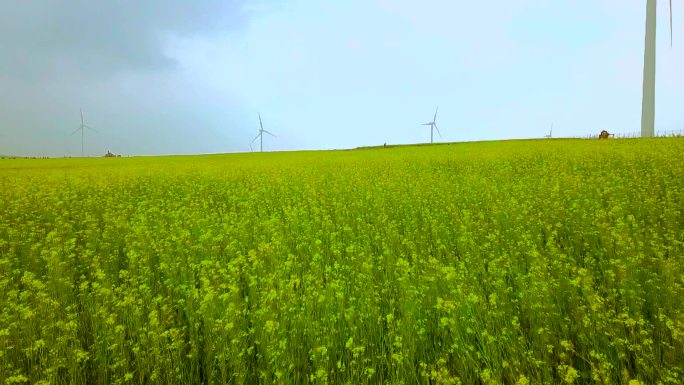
<box><xmin>251</xmin><ymin>113</ymin><xmax>275</xmax><ymax>152</ymax></box>
<box><xmin>72</xmin><ymin>108</ymin><xmax>96</xmax><ymax>157</ymax></box>
<box><xmin>421</xmin><ymin>107</ymin><xmax>441</xmax><ymax>144</ymax></box>
<box><xmin>545</xmin><ymin>123</ymin><xmax>553</xmax><ymax>138</ymax></box>
<box><xmin>641</xmin><ymin>0</ymin><xmax>674</xmax><ymax>138</ymax></box>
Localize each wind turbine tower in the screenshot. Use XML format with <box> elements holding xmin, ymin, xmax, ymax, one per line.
<box><xmin>421</xmin><ymin>107</ymin><xmax>441</xmax><ymax>144</ymax></box>
<box><xmin>251</xmin><ymin>113</ymin><xmax>276</xmax><ymax>152</ymax></box>
<box><xmin>545</xmin><ymin>123</ymin><xmax>553</xmax><ymax>138</ymax></box>
<box><xmin>641</xmin><ymin>0</ymin><xmax>674</xmax><ymax>138</ymax></box>
<box><xmin>72</xmin><ymin>108</ymin><xmax>96</xmax><ymax>157</ymax></box>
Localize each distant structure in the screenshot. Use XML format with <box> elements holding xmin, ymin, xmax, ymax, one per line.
<box><xmin>251</xmin><ymin>113</ymin><xmax>276</xmax><ymax>152</ymax></box>
<box><xmin>544</xmin><ymin>123</ymin><xmax>553</xmax><ymax>138</ymax></box>
<box><xmin>599</xmin><ymin>130</ymin><xmax>614</xmax><ymax>139</ymax></box>
<box><xmin>104</xmin><ymin>150</ymin><xmax>121</xmax><ymax>158</ymax></box>
<box><xmin>421</xmin><ymin>107</ymin><xmax>441</xmax><ymax>144</ymax></box>
<box><xmin>72</xmin><ymin>108</ymin><xmax>97</xmax><ymax>157</ymax></box>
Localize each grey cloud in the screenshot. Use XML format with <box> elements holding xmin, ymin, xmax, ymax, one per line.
<box><xmin>0</xmin><ymin>1</ymin><xmax>276</xmax><ymax>157</ymax></box>
<box><xmin>0</xmin><ymin>0</ymin><xmax>253</xmax><ymax>80</ymax></box>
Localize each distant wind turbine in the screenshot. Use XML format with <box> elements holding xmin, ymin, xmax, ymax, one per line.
<box><xmin>72</xmin><ymin>108</ymin><xmax>97</xmax><ymax>157</ymax></box>
<box><xmin>545</xmin><ymin>123</ymin><xmax>553</xmax><ymax>138</ymax></box>
<box><xmin>641</xmin><ymin>0</ymin><xmax>674</xmax><ymax>138</ymax></box>
<box><xmin>251</xmin><ymin>113</ymin><xmax>275</xmax><ymax>152</ymax></box>
<box><xmin>421</xmin><ymin>107</ymin><xmax>441</xmax><ymax>144</ymax></box>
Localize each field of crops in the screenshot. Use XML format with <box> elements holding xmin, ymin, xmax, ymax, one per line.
<box><xmin>1</xmin><ymin>138</ymin><xmax>683</xmax><ymax>385</ymax></box>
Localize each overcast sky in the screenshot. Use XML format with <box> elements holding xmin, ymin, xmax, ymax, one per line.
<box><xmin>0</xmin><ymin>0</ymin><xmax>682</xmax><ymax>157</ymax></box>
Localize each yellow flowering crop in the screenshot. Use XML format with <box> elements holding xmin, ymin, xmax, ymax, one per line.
<box><xmin>1</xmin><ymin>138</ymin><xmax>683</xmax><ymax>384</ymax></box>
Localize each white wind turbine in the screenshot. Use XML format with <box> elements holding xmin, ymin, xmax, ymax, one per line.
<box><xmin>545</xmin><ymin>123</ymin><xmax>553</xmax><ymax>138</ymax></box>
<box><xmin>421</xmin><ymin>107</ymin><xmax>441</xmax><ymax>144</ymax></box>
<box><xmin>251</xmin><ymin>113</ymin><xmax>275</xmax><ymax>152</ymax></box>
<box><xmin>641</xmin><ymin>0</ymin><xmax>674</xmax><ymax>137</ymax></box>
<box><xmin>72</xmin><ymin>108</ymin><xmax>97</xmax><ymax>157</ymax></box>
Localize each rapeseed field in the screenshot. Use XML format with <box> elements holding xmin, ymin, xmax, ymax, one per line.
<box><xmin>1</xmin><ymin>138</ymin><xmax>683</xmax><ymax>384</ymax></box>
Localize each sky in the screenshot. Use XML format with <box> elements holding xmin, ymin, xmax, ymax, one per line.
<box><xmin>0</xmin><ymin>0</ymin><xmax>682</xmax><ymax>157</ymax></box>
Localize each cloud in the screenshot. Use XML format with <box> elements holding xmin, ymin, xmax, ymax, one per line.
<box><xmin>0</xmin><ymin>0</ymin><xmax>265</xmax><ymax>81</ymax></box>
<box><xmin>0</xmin><ymin>0</ymin><xmax>276</xmax><ymax>156</ymax></box>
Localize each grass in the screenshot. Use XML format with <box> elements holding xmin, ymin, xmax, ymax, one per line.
<box><xmin>1</xmin><ymin>138</ymin><xmax>683</xmax><ymax>384</ymax></box>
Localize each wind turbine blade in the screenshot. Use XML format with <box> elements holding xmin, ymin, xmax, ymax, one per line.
<box><xmin>72</xmin><ymin>127</ymin><xmax>81</xmax><ymax>134</ymax></box>
<box><xmin>263</xmin><ymin>130</ymin><xmax>276</xmax><ymax>137</ymax></box>
<box><xmin>84</xmin><ymin>125</ymin><xmax>97</xmax><ymax>132</ymax></box>
<box><xmin>433</xmin><ymin>106</ymin><xmax>438</xmax><ymax>122</ymax></box>
<box><xmin>421</xmin><ymin>123</ymin><xmax>432</xmax><ymax>126</ymax></box>
<box><xmin>434</xmin><ymin>123</ymin><xmax>442</xmax><ymax>138</ymax></box>
<box><xmin>670</xmin><ymin>0</ymin><xmax>673</xmax><ymax>48</ymax></box>
<box><xmin>80</xmin><ymin>108</ymin><xmax>84</xmax><ymax>125</ymax></box>
<box><xmin>251</xmin><ymin>133</ymin><xmax>261</xmax><ymax>143</ymax></box>
<box><xmin>259</xmin><ymin>113</ymin><xmax>264</xmax><ymax>130</ymax></box>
